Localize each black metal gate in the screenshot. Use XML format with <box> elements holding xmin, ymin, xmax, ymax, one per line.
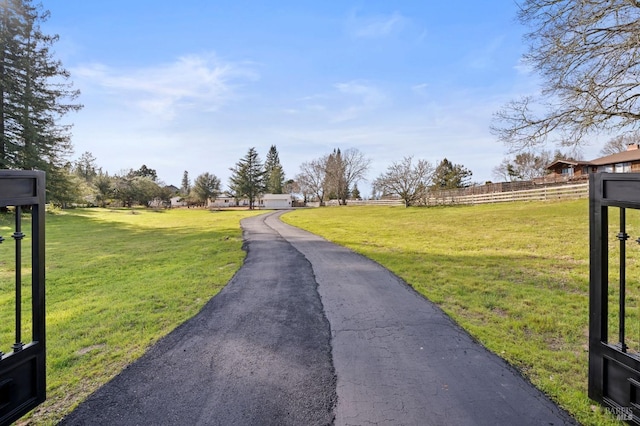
<box><xmin>589</xmin><ymin>172</ymin><xmax>640</xmax><ymax>423</ymax></box>
<box><xmin>0</xmin><ymin>171</ymin><xmax>46</xmax><ymax>426</ymax></box>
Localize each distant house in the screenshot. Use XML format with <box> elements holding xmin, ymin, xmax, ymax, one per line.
<box><xmin>257</xmin><ymin>194</ymin><xmax>293</xmax><ymax>210</ymax></box>
<box><xmin>588</xmin><ymin>143</ymin><xmax>640</xmax><ymax>173</ymax></box>
<box><xmin>209</xmin><ymin>195</ymin><xmax>247</xmax><ymax>208</ymax></box>
<box><xmin>170</xmin><ymin>196</ymin><xmax>187</xmax><ymax>208</ymax></box>
<box><xmin>208</xmin><ymin>193</ymin><xmax>293</xmax><ymax>209</ymax></box>
<box><xmin>164</xmin><ymin>185</ymin><xmax>179</xmax><ymax>194</ymax></box>
<box><xmin>545</xmin><ymin>159</ymin><xmax>593</xmax><ymax>180</ymax></box>
<box><xmin>546</xmin><ymin>143</ymin><xmax>640</xmax><ymax>180</ymax></box>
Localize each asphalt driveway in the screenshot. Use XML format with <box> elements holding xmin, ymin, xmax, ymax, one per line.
<box><xmin>60</xmin><ymin>211</ymin><xmax>576</xmax><ymax>425</ymax></box>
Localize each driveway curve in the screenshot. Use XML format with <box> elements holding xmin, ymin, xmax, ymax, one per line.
<box><xmin>61</xmin><ymin>211</ymin><xmax>576</xmax><ymax>426</ymax></box>
<box><xmin>60</xmin><ymin>212</ymin><xmax>336</xmax><ymax>426</ymax></box>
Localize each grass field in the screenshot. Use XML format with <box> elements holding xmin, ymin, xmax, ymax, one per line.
<box><xmin>0</xmin><ymin>207</ymin><xmax>264</xmax><ymax>424</ymax></box>
<box><xmin>1</xmin><ymin>200</ymin><xmax>634</xmax><ymax>425</ymax></box>
<box><xmin>282</xmin><ymin>199</ymin><xmax>640</xmax><ymax>426</ymax></box>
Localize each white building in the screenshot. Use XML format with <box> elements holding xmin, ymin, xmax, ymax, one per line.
<box><xmin>208</xmin><ymin>194</ymin><xmax>293</xmax><ymax>209</ymax></box>
<box><xmin>209</xmin><ymin>196</ymin><xmax>246</xmax><ymax>208</ymax></box>
<box><xmin>258</xmin><ymin>194</ymin><xmax>293</xmax><ymax>209</ymax></box>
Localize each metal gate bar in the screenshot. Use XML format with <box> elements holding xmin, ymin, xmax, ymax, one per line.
<box><xmin>618</xmin><ymin>207</ymin><xmax>628</xmax><ymax>353</ymax></box>
<box><xmin>13</xmin><ymin>206</ymin><xmax>24</xmax><ymax>352</ymax></box>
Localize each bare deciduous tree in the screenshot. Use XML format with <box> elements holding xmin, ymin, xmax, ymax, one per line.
<box><xmin>372</xmin><ymin>156</ymin><xmax>434</xmax><ymax>207</ymax></box>
<box><xmin>600</xmin><ymin>132</ymin><xmax>640</xmax><ymax>156</ymax></box>
<box><xmin>492</xmin><ymin>150</ymin><xmax>552</xmax><ymax>182</ymax></box>
<box><xmin>492</xmin><ymin>1</ymin><xmax>640</xmax><ymax>151</ymax></box>
<box><xmin>340</xmin><ymin>148</ymin><xmax>371</xmax><ymax>205</ymax></box>
<box><xmin>296</xmin><ymin>156</ymin><xmax>329</xmax><ymax>206</ymax></box>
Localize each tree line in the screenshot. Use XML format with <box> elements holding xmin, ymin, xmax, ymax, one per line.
<box><xmin>62</xmin><ymin>143</ymin><xmax>479</xmax><ymax>210</ymax></box>
<box><xmin>60</xmin><ymin>145</ymin><xmax>287</xmax><ymax>209</ymax></box>
<box><xmin>293</xmin><ymin>148</ymin><xmax>473</xmax><ymax>208</ymax></box>
<box><xmin>12</xmin><ymin>0</ymin><xmax>637</xmax><ymax>209</ymax></box>
<box><xmin>0</xmin><ymin>1</ymin><xmax>473</xmax><ymax>210</ymax></box>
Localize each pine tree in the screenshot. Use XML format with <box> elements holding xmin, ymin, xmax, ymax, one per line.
<box><xmin>325</xmin><ymin>149</ymin><xmax>346</xmax><ymax>202</ymax></box>
<box><xmin>351</xmin><ymin>184</ymin><xmax>361</xmax><ymax>200</ymax></box>
<box><xmin>180</xmin><ymin>170</ymin><xmax>190</xmax><ymax>195</ymax></box>
<box><xmin>229</xmin><ymin>147</ymin><xmax>266</xmax><ymax>210</ymax></box>
<box><xmin>264</xmin><ymin>145</ymin><xmax>285</xmax><ymax>194</ymax></box>
<box><xmin>0</xmin><ymin>0</ymin><xmax>26</xmax><ymax>169</ymax></box>
<box><xmin>130</xmin><ymin>164</ymin><xmax>157</xmax><ymax>181</ymax></box>
<box><xmin>432</xmin><ymin>158</ymin><xmax>472</xmax><ymax>189</ymax></box>
<box><xmin>0</xmin><ymin>1</ymin><xmax>81</xmax><ymax>201</ymax></box>
<box><xmin>73</xmin><ymin>151</ymin><xmax>98</xmax><ymax>183</ymax></box>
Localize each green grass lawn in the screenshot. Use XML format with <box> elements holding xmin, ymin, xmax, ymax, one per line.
<box><xmin>0</xmin><ymin>207</ymin><xmax>264</xmax><ymax>425</ymax></box>
<box><xmin>282</xmin><ymin>199</ymin><xmax>640</xmax><ymax>426</ymax></box>
<box><xmin>1</xmin><ymin>200</ymin><xmax>633</xmax><ymax>424</ymax></box>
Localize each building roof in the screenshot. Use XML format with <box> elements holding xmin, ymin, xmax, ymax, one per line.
<box><xmin>547</xmin><ymin>144</ymin><xmax>640</xmax><ymax>170</ymax></box>
<box><xmin>588</xmin><ymin>148</ymin><xmax>640</xmax><ymax>165</ymax></box>
<box><xmin>546</xmin><ymin>159</ymin><xmax>589</xmax><ymax>169</ymax></box>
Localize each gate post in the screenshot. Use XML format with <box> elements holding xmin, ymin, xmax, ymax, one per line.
<box><xmin>589</xmin><ymin>172</ymin><xmax>607</xmax><ymax>402</ymax></box>
<box><xmin>0</xmin><ymin>171</ymin><xmax>46</xmax><ymax>426</ymax></box>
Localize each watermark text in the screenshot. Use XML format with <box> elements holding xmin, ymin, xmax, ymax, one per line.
<box><xmin>607</xmin><ymin>406</ymin><xmax>633</xmax><ymax>421</ymax></box>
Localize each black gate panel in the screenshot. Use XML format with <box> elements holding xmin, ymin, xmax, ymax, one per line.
<box><xmin>589</xmin><ymin>173</ymin><xmax>640</xmax><ymax>423</ymax></box>
<box><xmin>0</xmin><ymin>171</ymin><xmax>45</xmax><ymax>426</ymax></box>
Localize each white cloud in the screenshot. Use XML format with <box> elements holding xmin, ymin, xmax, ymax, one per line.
<box><xmin>331</xmin><ymin>81</ymin><xmax>386</xmax><ymax>122</ymax></box>
<box><xmin>73</xmin><ymin>54</ymin><xmax>258</xmax><ymax>120</ymax></box>
<box><xmin>347</xmin><ymin>11</ymin><xmax>407</xmax><ymax>39</ymax></box>
<box><xmin>411</xmin><ymin>83</ymin><xmax>428</xmax><ymax>95</ymax></box>
<box><xmin>289</xmin><ymin>81</ymin><xmax>386</xmax><ymax>123</ymax></box>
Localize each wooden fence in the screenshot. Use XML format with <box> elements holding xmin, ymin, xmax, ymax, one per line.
<box><xmin>326</xmin><ymin>199</ymin><xmax>404</xmax><ymax>207</ymax></box>
<box><xmin>320</xmin><ymin>182</ymin><xmax>590</xmax><ymax>207</ymax></box>
<box><xmin>424</xmin><ymin>182</ymin><xmax>589</xmax><ymax>206</ymax></box>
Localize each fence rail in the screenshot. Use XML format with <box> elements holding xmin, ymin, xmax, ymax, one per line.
<box><xmin>427</xmin><ymin>183</ymin><xmax>589</xmax><ymax>206</ymax></box>
<box><xmin>326</xmin><ymin>199</ymin><xmax>404</xmax><ymax>207</ymax></box>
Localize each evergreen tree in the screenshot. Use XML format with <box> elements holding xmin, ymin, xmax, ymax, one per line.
<box><xmin>432</xmin><ymin>158</ymin><xmax>472</xmax><ymax>190</ymax></box>
<box><xmin>47</xmin><ymin>162</ymin><xmax>82</xmax><ymax>208</ymax></box>
<box><xmin>93</xmin><ymin>171</ymin><xmax>113</xmax><ymax>208</ymax></box>
<box><xmin>73</xmin><ymin>151</ymin><xmax>98</xmax><ymax>182</ymax></box>
<box><xmin>325</xmin><ymin>149</ymin><xmax>347</xmax><ymax>203</ymax></box>
<box><xmin>191</xmin><ymin>172</ymin><xmax>221</xmax><ymax>205</ymax></box>
<box><xmin>229</xmin><ymin>147</ymin><xmax>266</xmax><ymax>210</ymax></box>
<box><xmin>129</xmin><ymin>164</ymin><xmax>157</xmax><ymax>181</ymax></box>
<box><xmin>264</xmin><ymin>145</ymin><xmax>285</xmax><ymax>194</ymax></box>
<box><xmin>180</xmin><ymin>170</ymin><xmax>190</xmax><ymax>195</ymax></box>
<box><xmin>0</xmin><ymin>1</ymin><xmax>81</xmax><ymax>201</ymax></box>
<box><xmin>324</xmin><ymin>148</ymin><xmax>370</xmax><ymax>205</ymax></box>
<box><xmin>351</xmin><ymin>184</ymin><xmax>361</xmax><ymax>200</ymax></box>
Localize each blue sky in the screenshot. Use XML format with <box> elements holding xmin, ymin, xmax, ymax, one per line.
<box><xmin>40</xmin><ymin>1</ymin><xmax>601</xmax><ymax>193</ymax></box>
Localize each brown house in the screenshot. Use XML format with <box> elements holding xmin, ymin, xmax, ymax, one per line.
<box><xmin>545</xmin><ymin>159</ymin><xmax>593</xmax><ymax>180</ymax></box>
<box><xmin>546</xmin><ymin>143</ymin><xmax>640</xmax><ymax>181</ymax></box>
